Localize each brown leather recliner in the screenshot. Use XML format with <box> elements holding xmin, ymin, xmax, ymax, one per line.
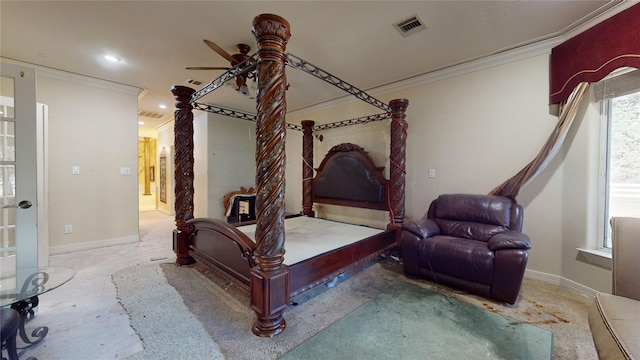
<box><xmin>401</xmin><ymin>194</ymin><xmax>531</xmax><ymax>304</ymax></box>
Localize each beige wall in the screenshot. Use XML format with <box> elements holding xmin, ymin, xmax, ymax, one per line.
<box><xmin>36</xmin><ymin>70</ymin><xmax>140</xmax><ymax>254</ymax></box>
<box><xmin>185</xmin><ymin>111</ymin><xmax>257</xmax><ymax>220</ymax></box>
<box><xmin>205</xmin><ymin>115</ymin><xmax>256</xmax><ymax>220</ymax></box>
<box><xmin>286</xmin><ymin>53</ymin><xmax>612</xmax><ymax>292</ymax></box>
<box><xmin>192</xmin><ymin>111</ymin><xmax>209</xmax><ymax>218</ymax></box>
<box><xmin>156</xmin><ymin>122</ymin><xmax>174</xmax><ymax>215</ymax></box>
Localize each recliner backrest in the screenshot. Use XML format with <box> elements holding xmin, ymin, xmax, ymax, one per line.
<box><xmin>426</xmin><ymin>194</ymin><xmax>522</xmax><ymax>242</ymax></box>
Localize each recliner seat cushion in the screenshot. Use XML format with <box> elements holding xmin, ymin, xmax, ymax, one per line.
<box><xmin>417</xmin><ymin>235</ymin><xmax>494</xmax><ymax>285</ymax></box>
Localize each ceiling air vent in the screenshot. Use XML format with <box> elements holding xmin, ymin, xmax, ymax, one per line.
<box><xmin>187</xmin><ymin>79</ymin><xmax>203</xmax><ymax>86</ymax></box>
<box><xmin>137</xmin><ymin>110</ymin><xmax>165</xmax><ymax>119</ymax></box>
<box><xmin>394</xmin><ymin>14</ymin><xmax>426</xmax><ymax>37</ymax></box>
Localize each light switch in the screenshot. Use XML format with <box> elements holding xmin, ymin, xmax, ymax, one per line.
<box><xmin>120</xmin><ymin>167</ymin><xmax>131</xmax><ymax>176</ymax></box>
<box><xmin>428</xmin><ymin>168</ymin><xmax>436</xmax><ymax>178</ymax></box>
<box><xmin>72</xmin><ymin>166</ymin><xmax>80</xmax><ymax>175</ymax></box>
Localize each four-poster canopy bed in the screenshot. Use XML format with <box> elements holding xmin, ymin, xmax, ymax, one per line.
<box><xmin>171</xmin><ymin>13</ymin><xmax>408</xmax><ymax>337</ymax></box>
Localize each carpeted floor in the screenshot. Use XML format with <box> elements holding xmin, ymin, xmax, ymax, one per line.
<box><xmin>113</xmin><ymin>264</ymin><xmax>223</xmax><ymax>360</ymax></box>
<box><xmin>114</xmin><ymin>256</ymin><xmax>597</xmax><ymax>360</ymax></box>
<box><xmin>162</xmin><ymin>260</ymin><xmax>400</xmax><ymax>359</ymax></box>
<box><xmin>280</xmin><ymin>281</ymin><xmax>552</xmax><ymax>359</ymax></box>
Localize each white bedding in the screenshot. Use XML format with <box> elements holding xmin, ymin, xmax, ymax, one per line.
<box><xmin>237</xmin><ymin>216</ymin><xmax>384</xmax><ymax>265</ymax></box>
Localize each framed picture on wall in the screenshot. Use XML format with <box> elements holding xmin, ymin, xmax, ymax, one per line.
<box><xmin>159</xmin><ymin>148</ymin><xmax>167</xmax><ymax>203</ymax></box>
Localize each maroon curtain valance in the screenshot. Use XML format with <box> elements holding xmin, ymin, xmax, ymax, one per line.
<box><xmin>550</xmin><ymin>3</ymin><xmax>640</xmax><ymax>104</ymax></box>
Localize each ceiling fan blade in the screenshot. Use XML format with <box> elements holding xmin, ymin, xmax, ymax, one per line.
<box><xmin>185</xmin><ymin>66</ymin><xmax>232</xmax><ymax>70</ymax></box>
<box><xmin>203</xmin><ymin>39</ymin><xmax>236</xmax><ymax>63</ymax></box>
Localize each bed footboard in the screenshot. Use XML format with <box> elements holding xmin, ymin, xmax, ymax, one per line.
<box><xmin>187</xmin><ymin>218</ymin><xmax>257</xmax><ymax>286</ymax></box>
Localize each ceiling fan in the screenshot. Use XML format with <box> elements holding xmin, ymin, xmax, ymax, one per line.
<box><xmin>186</xmin><ymin>40</ymin><xmax>255</xmax><ymax>95</ymax></box>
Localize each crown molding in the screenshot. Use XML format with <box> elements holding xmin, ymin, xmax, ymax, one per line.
<box><xmin>155</xmin><ymin>119</ymin><xmax>175</xmax><ymax>133</ymax></box>
<box><xmin>1</xmin><ymin>57</ymin><xmax>142</xmax><ymax>96</ymax></box>
<box><xmin>373</xmin><ymin>37</ymin><xmax>561</xmax><ymax>97</ymax></box>
<box><xmin>562</xmin><ymin>0</ymin><xmax>634</xmax><ymax>40</ymax></box>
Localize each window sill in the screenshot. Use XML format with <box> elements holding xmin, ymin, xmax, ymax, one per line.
<box><xmin>576</xmin><ymin>247</ymin><xmax>612</xmax><ymax>270</ymax></box>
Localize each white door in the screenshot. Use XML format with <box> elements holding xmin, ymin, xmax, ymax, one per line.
<box><xmin>0</xmin><ymin>61</ymin><xmax>39</xmax><ymax>273</ymax></box>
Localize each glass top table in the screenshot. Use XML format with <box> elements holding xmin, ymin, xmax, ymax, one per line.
<box><xmin>1</xmin><ymin>267</ymin><xmax>75</xmax><ymax>308</ymax></box>
<box><xmin>0</xmin><ymin>266</ymin><xmax>75</xmax><ymax>355</ymax></box>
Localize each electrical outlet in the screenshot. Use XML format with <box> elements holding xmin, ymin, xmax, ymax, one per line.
<box><xmin>72</xmin><ymin>166</ymin><xmax>80</xmax><ymax>175</ymax></box>
<box><xmin>428</xmin><ymin>168</ymin><xmax>436</xmax><ymax>178</ymax></box>
<box><xmin>64</xmin><ymin>224</ymin><xmax>73</xmax><ymax>234</ymax></box>
<box><xmin>120</xmin><ymin>167</ymin><xmax>131</xmax><ymax>176</ymax></box>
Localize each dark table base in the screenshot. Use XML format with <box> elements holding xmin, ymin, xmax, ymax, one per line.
<box><xmin>8</xmin><ymin>296</ymin><xmax>45</xmax><ymax>360</ymax></box>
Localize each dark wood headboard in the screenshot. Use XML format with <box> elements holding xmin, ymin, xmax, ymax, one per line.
<box><xmin>312</xmin><ymin>143</ymin><xmax>388</xmax><ymax>210</ymax></box>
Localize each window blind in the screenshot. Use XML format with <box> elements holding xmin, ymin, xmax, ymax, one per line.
<box><xmin>594</xmin><ymin>69</ymin><xmax>640</xmax><ymax>102</ymax></box>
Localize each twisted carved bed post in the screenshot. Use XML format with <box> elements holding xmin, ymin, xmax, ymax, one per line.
<box><xmin>388</xmin><ymin>99</ymin><xmax>409</xmax><ymax>232</ymax></box>
<box><xmin>250</xmin><ymin>13</ymin><xmax>291</xmax><ymax>337</ymax></box>
<box><xmin>301</xmin><ymin>120</ymin><xmax>315</xmax><ymax>217</ymax></box>
<box><xmin>171</xmin><ymin>85</ymin><xmax>196</xmax><ymax>266</ymax></box>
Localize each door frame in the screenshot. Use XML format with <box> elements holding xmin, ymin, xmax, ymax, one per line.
<box><xmin>0</xmin><ymin>61</ymin><xmax>47</xmax><ymax>270</ymax></box>
<box><xmin>36</xmin><ymin>103</ymin><xmax>49</xmax><ymax>267</ymax></box>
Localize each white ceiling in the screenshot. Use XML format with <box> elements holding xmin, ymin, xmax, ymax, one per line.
<box><xmin>0</xmin><ymin>1</ymin><xmax>628</xmax><ymax>131</ymax></box>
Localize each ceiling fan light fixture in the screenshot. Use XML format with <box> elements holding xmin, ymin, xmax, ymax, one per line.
<box><xmin>239</xmin><ymin>84</ymin><xmax>250</xmax><ymax>96</ymax></box>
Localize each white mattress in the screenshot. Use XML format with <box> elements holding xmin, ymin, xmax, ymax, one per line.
<box><xmin>237</xmin><ymin>216</ymin><xmax>384</xmax><ymax>265</ymax></box>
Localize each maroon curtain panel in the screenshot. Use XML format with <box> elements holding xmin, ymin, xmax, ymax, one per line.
<box><xmin>550</xmin><ymin>3</ymin><xmax>640</xmax><ymax>104</ymax></box>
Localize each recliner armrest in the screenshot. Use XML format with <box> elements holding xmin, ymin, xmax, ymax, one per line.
<box><xmin>487</xmin><ymin>231</ymin><xmax>531</xmax><ymax>251</ymax></box>
<box><xmin>402</xmin><ymin>219</ymin><xmax>441</xmax><ymax>239</ymax></box>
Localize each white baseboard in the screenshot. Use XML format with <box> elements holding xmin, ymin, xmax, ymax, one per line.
<box><xmin>525</xmin><ymin>269</ymin><xmax>599</xmax><ymax>298</ymax></box>
<box><xmin>50</xmin><ymin>235</ymin><xmax>139</xmax><ymax>255</ymax></box>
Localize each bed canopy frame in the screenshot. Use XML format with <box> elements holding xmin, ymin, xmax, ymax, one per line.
<box><xmin>171</xmin><ymin>14</ymin><xmax>408</xmax><ymax>337</ymax></box>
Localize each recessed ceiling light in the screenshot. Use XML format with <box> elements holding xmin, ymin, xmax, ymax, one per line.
<box><xmin>158</xmin><ymin>104</ymin><xmax>167</xmax><ymax>109</ymax></box>
<box><xmin>138</xmin><ymin>121</ymin><xmax>145</xmax><ymax>125</ymax></box>
<box><xmin>104</xmin><ymin>55</ymin><xmax>121</xmax><ymax>62</ymax></box>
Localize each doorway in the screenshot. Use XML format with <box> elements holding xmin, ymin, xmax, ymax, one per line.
<box><xmin>138</xmin><ymin>136</ymin><xmax>157</xmax><ymax>211</ymax></box>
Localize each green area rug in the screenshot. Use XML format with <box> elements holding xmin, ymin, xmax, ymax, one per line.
<box><xmin>280</xmin><ymin>281</ymin><xmax>553</xmax><ymax>360</ymax></box>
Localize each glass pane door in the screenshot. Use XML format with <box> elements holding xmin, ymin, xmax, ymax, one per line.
<box><xmin>0</xmin><ymin>76</ymin><xmax>17</xmax><ymax>273</ymax></box>
<box><xmin>0</xmin><ymin>62</ymin><xmax>39</xmax><ymax>274</ymax></box>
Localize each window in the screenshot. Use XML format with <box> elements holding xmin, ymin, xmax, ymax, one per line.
<box><xmin>600</xmin><ymin>73</ymin><xmax>640</xmax><ymax>248</ymax></box>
